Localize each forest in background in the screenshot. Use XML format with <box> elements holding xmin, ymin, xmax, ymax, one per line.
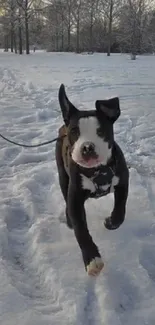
<box><xmin>0</xmin><ymin>0</ymin><xmax>155</xmax><ymax>56</ymax></box>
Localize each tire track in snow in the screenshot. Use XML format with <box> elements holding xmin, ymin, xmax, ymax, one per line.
<box><xmin>3</xmin><ymin>202</ymin><xmax>43</xmax><ymax>300</ymax></box>
<box><xmin>75</xmin><ymin>278</ymin><xmax>104</xmax><ymax>325</ymax></box>
<box><xmin>118</xmin><ymin>115</ymin><xmax>155</xmax><ymax>217</ymax></box>
<box><xmin>1</xmin><ymin>179</ymin><xmax>71</xmax><ymax>319</ymax></box>
<box><xmin>59</xmin><ymin>208</ymin><xmax>104</xmax><ymax>325</ymax></box>
<box><xmin>120</xmin><ymin>115</ymin><xmax>155</xmax><ymax>299</ymax></box>
<box><xmin>0</xmin><ymin>67</ymin><xmax>60</xmax><ymax>133</ymax></box>
<box><xmin>0</xmin><ymin>69</ymin><xmax>75</xmax><ymax>321</ymax></box>
<box><xmin>140</xmin><ymin>176</ymin><xmax>155</xmax><ymax>218</ymax></box>
<box><xmin>121</xmin><ymin>116</ymin><xmax>155</xmax><ymax>234</ymax></box>
<box><xmin>139</xmin><ymin>243</ymin><xmax>155</xmax><ymax>283</ymax></box>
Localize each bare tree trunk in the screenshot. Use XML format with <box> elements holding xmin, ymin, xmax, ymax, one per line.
<box><xmin>61</xmin><ymin>30</ymin><xmax>64</xmax><ymax>51</ymax></box>
<box><xmin>25</xmin><ymin>0</ymin><xmax>30</xmax><ymax>54</ymax></box>
<box><xmin>127</xmin><ymin>0</ymin><xmax>140</xmax><ymax>59</ymax></box>
<box><xmin>67</xmin><ymin>3</ymin><xmax>71</xmax><ymax>51</ymax></box>
<box><xmin>76</xmin><ymin>9</ymin><xmax>80</xmax><ymax>53</ymax></box>
<box><xmin>19</xmin><ymin>26</ymin><xmax>22</xmax><ymax>54</ymax></box>
<box><xmin>14</xmin><ymin>33</ymin><xmax>17</xmax><ymax>54</ymax></box>
<box><xmin>18</xmin><ymin>9</ymin><xmax>23</xmax><ymax>55</ymax></box>
<box><xmin>56</xmin><ymin>29</ymin><xmax>59</xmax><ymax>51</ymax></box>
<box><xmin>10</xmin><ymin>28</ymin><xmax>14</xmax><ymax>52</ymax></box>
<box><xmin>137</xmin><ymin>0</ymin><xmax>143</xmax><ymax>54</ymax></box>
<box><xmin>103</xmin><ymin>17</ymin><xmax>107</xmax><ymax>34</ymax></box>
<box><xmin>89</xmin><ymin>7</ymin><xmax>93</xmax><ymax>52</ymax></box>
<box><xmin>4</xmin><ymin>34</ymin><xmax>9</xmax><ymax>52</ymax></box>
<box><xmin>130</xmin><ymin>1</ymin><xmax>137</xmax><ymax>59</ymax></box>
<box><xmin>10</xmin><ymin>19</ymin><xmax>14</xmax><ymax>52</ymax></box>
<box><xmin>61</xmin><ymin>12</ymin><xmax>64</xmax><ymax>51</ymax></box>
<box><xmin>55</xmin><ymin>11</ymin><xmax>59</xmax><ymax>51</ymax></box>
<box><xmin>131</xmin><ymin>24</ymin><xmax>137</xmax><ymax>59</ymax></box>
<box><xmin>10</xmin><ymin>0</ymin><xmax>15</xmax><ymax>53</ymax></box>
<box><xmin>67</xmin><ymin>25</ymin><xmax>71</xmax><ymax>51</ymax></box>
<box><xmin>107</xmin><ymin>0</ymin><xmax>113</xmax><ymax>56</ymax></box>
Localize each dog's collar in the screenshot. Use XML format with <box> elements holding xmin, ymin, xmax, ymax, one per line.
<box><xmin>78</xmin><ymin>153</ymin><xmax>117</xmax><ymax>181</ymax></box>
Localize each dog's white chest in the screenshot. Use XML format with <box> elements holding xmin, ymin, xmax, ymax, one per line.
<box><xmin>81</xmin><ymin>173</ymin><xmax>119</xmax><ymax>198</ymax></box>
<box><xmin>81</xmin><ymin>175</ymin><xmax>96</xmax><ymax>193</ymax></box>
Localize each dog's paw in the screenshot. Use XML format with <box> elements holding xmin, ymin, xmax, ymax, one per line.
<box><xmin>86</xmin><ymin>257</ymin><xmax>104</xmax><ymax>276</ymax></box>
<box><xmin>104</xmin><ymin>217</ymin><xmax>121</xmax><ymax>230</ymax></box>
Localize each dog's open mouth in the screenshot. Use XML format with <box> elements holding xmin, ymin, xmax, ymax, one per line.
<box><xmin>78</xmin><ymin>158</ymin><xmax>102</xmax><ymax>168</ymax></box>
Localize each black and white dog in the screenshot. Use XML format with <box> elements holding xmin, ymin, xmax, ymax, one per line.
<box><xmin>55</xmin><ymin>84</ymin><xmax>129</xmax><ymax>276</ymax></box>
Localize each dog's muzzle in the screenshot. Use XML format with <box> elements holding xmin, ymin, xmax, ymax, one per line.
<box><xmin>81</xmin><ymin>142</ymin><xmax>97</xmax><ymax>161</ymax></box>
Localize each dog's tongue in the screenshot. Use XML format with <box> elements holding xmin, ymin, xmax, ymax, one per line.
<box><xmin>83</xmin><ymin>158</ymin><xmax>99</xmax><ymax>167</ymax></box>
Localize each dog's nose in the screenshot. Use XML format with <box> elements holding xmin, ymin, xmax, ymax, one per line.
<box><xmin>81</xmin><ymin>142</ymin><xmax>95</xmax><ymax>159</ymax></box>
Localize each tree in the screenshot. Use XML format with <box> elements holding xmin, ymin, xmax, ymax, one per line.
<box><xmin>17</xmin><ymin>0</ymin><xmax>34</xmax><ymax>54</ymax></box>
<box><xmin>10</xmin><ymin>0</ymin><xmax>16</xmax><ymax>52</ymax></box>
<box><xmin>17</xmin><ymin>2</ymin><xmax>23</xmax><ymax>54</ymax></box>
<box><xmin>100</xmin><ymin>0</ymin><xmax>122</xmax><ymax>56</ymax></box>
<box><xmin>64</xmin><ymin>0</ymin><xmax>74</xmax><ymax>51</ymax></box>
<box><xmin>147</xmin><ymin>9</ymin><xmax>155</xmax><ymax>52</ymax></box>
<box><xmin>45</xmin><ymin>0</ymin><xmax>65</xmax><ymax>51</ymax></box>
<box><xmin>71</xmin><ymin>0</ymin><xmax>83</xmax><ymax>53</ymax></box>
<box><xmin>118</xmin><ymin>0</ymin><xmax>153</xmax><ymax>58</ymax></box>
<box><xmin>29</xmin><ymin>0</ymin><xmax>45</xmax><ymax>48</ymax></box>
<box><xmin>0</xmin><ymin>0</ymin><xmax>154</xmax><ymax>55</ymax></box>
<box><xmin>87</xmin><ymin>0</ymin><xmax>100</xmax><ymax>52</ymax></box>
<box><xmin>0</xmin><ymin>0</ymin><xmax>18</xmax><ymax>52</ymax></box>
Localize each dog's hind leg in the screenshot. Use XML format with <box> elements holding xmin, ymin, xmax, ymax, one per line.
<box><xmin>55</xmin><ymin>138</ymin><xmax>73</xmax><ymax>229</ymax></box>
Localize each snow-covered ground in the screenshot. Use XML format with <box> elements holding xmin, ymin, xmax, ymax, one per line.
<box><xmin>0</xmin><ymin>51</ymin><xmax>155</xmax><ymax>325</ymax></box>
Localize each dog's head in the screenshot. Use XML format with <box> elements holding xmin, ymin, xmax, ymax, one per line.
<box><xmin>58</xmin><ymin>84</ymin><xmax>120</xmax><ymax>168</ymax></box>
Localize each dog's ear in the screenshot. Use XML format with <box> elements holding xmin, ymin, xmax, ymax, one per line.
<box><xmin>58</xmin><ymin>84</ymin><xmax>78</xmax><ymax>126</ymax></box>
<box><xmin>95</xmin><ymin>97</ymin><xmax>120</xmax><ymax>123</ymax></box>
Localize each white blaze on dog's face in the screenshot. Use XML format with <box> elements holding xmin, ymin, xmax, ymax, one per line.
<box><xmin>58</xmin><ymin>84</ymin><xmax>120</xmax><ymax>168</ymax></box>
<box><xmin>71</xmin><ymin>116</ymin><xmax>112</xmax><ymax>168</ymax></box>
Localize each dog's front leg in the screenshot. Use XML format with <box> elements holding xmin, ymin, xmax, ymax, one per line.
<box><xmin>67</xmin><ymin>183</ymin><xmax>104</xmax><ymax>276</ymax></box>
<box><xmin>104</xmin><ymin>182</ymin><xmax>129</xmax><ymax>230</ymax></box>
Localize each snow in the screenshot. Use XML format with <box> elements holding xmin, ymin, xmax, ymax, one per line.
<box><xmin>0</xmin><ymin>50</ymin><xmax>155</xmax><ymax>325</ymax></box>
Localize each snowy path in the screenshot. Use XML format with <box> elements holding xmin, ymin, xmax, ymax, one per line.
<box><xmin>0</xmin><ymin>52</ymin><xmax>155</xmax><ymax>325</ymax></box>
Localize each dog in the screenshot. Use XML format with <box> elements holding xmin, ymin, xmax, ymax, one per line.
<box><xmin>55</xmin><ymin>84</ymin><xmax>129</xmax><ymax>276</ymax></box>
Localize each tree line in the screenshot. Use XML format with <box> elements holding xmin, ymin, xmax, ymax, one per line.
<box><xmin>0</xmin><ymin>0</ymin><xmax>155</xmax><ymax>57</ymax></box>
